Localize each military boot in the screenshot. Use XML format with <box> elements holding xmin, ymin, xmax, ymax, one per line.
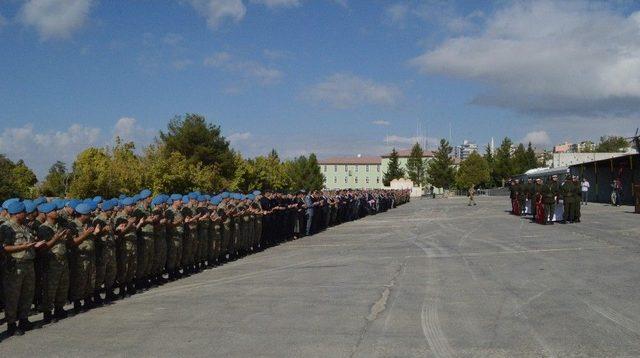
<box><xmin>73</xmin><ymin>300</ymin><xmax>82</xmax><ymax>313</ymax></box>
<box><xmin>53</xmin><ymin>306</ymin><xmax>68</xmax><ymax>321</ymax></box>
<box><xmin>43</xmin><ymin>310</ymin><xmax>53</xmax><ymax>324</ymax></box>
<box><xmin>18</xmin><ymin>318</ymin><xmax>32</xmax><ymax>334</ymax></box>
<box><xmin>93</xmin><ymin>291</ymin><xmax>104</xmax><ymax>306</ymax></box>
<box><xmin>6</xmin><ymin>322</ymin><xmax>17</xmax><ymax>336</ymax></box>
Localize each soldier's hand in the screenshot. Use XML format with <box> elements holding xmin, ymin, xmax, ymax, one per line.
<box><xmin>93</xmin><ymin>225</ymin><xmax>102</xmax><ymax>235</ymax></box>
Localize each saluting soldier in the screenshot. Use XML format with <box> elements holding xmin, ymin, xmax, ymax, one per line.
<box><xmin>134</xmin><ymin>190</ymin><xmax>155</xmax><ymax>289</ymax></box>
<box><xmin>36</xmin><ymin>203</ymin><xmax>71</xmax><ymax>323</ymax></box>
<box><xmin>93</xmin><ymin>199</ymin><xmax>118</xmax><ymax>302</ymax></box>
<box><xmin>151</xmin><ymin>195</ymin><xmax>168</xmax><ymax>284</ymax></box>
<box><xmin>115</xmin><ymin>197</ymin><xmax>138</xmax><ymax>297</ymax></box>
<box><xmin>1</xmin><ymin>201</ymin><xmax>37</xmax><ymax>336</ymax></box>
<box><xmin>68</xmin><ymin>203</ymin><xmax>99</xmax><ymax>312</ymax></box>
<box><xmin>196</xmin><ymin>195</ymin><xmax>210</xmax><ymax>269</ymax></box>
<box><xmin>165</xmin><ymin>194</ymin><xmax>184</xmax><ymax>280</ymax></box>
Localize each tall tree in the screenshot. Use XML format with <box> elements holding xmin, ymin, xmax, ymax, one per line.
<box><xmin>406</xmin><ymin>143</ymin><xmax>427</xmax><ymax>187</ymax></box>
<box><xmin>159</xmin><ymin>113</ymin><xmax>236</xmax><ymax>179</ymax></box>
<box><xmin>382</xmin><ymin>148</ymin><xmax>405</xmax><ymax>186</ymax></box>
<box><xmin>110</xmin><ymin>139</ymin><xmax>145</xmax><ymax>195</ymax></box>
<box><xmin>524</xmin><ymin>142</ymin><xmax>539</xmax><ymax>170</ymax></box>
<box><xmin>455</xmin><ymin>152</ymin><xmax>490</xmax><ymax>189</ymax></box>
<box><xmin>512</xmin><ymin>143</ymin><xmax>527</xmax><ymax>174</ymax></box>
<box><xmin>426</xmin><ymin>139</ymin><xmax>455</xmax><ymax>189</ymax></box>
<box><xmin>493</xmin><ymin>137</ymin><xmax>514</xmax><ymax>185</ymax></box>
<box><xmin>11</xmin><ymin>160</ymin><xmax>38</xmax><ymax>198</ymax></box>
<box><xmin>483</xmin><ymin>142</ymin><xmax>496</xmax><ymax>188</ymax></box>
<box><xmin>595</xmin><ymin>136</ymin><xmax>629</xmax><ymax>152</ymax></box>
<box><xmin>285</xmin><ymin>154</ymin><xmax>325</xmax><ymax>192</ymax></box>
<box><xmin>69</xmin><ymin>147</ymin><xmax>114</xmax><ymax>198</ymax></box>
<box><xmin>40</xmin><ymin>161</ymin><xmax>70</xmax><ymax>197</ymax></box>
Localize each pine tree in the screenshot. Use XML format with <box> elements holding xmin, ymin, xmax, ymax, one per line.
<box><xmin>406</xmin><ymin>143</ymin><xmax>426</xmax><ymax>187</ymax></box>
<box><xmin>483</xmin><ymin>143</ymin><xmax>496</xmax><ymax>188</ymax></box>
<box><xmin>493</xmin><ymin>137</ymin><xmax>514</xmax><ymax>185</ymax></box>
<box><xmin>382</xmin><ymin>148</ymin><xmax>405</xmax><ymax>186</ymax></box>
<box><xmin>512</xmin><ymin>143</ymin><xmax>527</xmax><ymax>174</ymax></box>
<box><xmin>426</xmin><ymin>139</ymin><xmax>455</xmax><ymax>189</ymax></box>
<box><xmin>525</xmin><ymin>142</ymin><xmax>538</xmax><ymax>170</ymax></box>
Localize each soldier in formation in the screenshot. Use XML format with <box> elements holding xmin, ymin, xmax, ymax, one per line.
<box><xmin>0</xmin><ymin>188</ymin><xmax>410</xmax><ymax>336</ymax></box>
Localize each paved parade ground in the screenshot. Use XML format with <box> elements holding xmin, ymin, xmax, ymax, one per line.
<box><xmin>2</xmin><ymin>196</ymin><xmax>640</xmax><ymax>357</ymax></box>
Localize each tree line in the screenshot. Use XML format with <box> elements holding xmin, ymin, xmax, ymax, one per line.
<box><xmin>0</xmin><ymin>114</ymin><xmax>325</xmax><ymax>200</ymax></box>
<box><xmin>382</xmin><ymin>134</ymin><xmax>631</xmax><ymax>190</ymax></box>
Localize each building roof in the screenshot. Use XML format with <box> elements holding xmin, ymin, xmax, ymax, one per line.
<box><xmin>318</xmin><ymin>156</ymin><xmax>381</xmax><ymax>165</ymax></box>
<box><xmin>382</xmin><ymin>149</ymin><xmax>435</xmax><ymax>158</ymax></box>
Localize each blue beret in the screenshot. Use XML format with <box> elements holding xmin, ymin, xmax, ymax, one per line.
<box><xmin>75</xmin><ymin>203</ymin><xmax>92</xmax><ymax>215</ymax></box>
<box><xmin>119</xmin><ymin>194</ymin><xmax>126</xmax><ymax>200</ymax></box>
<box><xmin>7</xmin><ymin>201</ymin><xmax>25</xmax><ymax>215</ymax></box>
<box><xmin>121</xmin><ymin>197</ymin><xmax>134</xmax><ymax>206</ymax></box>
<box><xmin>253</xmin><ymin>190</ymin><xmax>261</xmax><ymax>196</ymax></box>
<box><xmin>34</xmin><ymin>197</ymin><xmax>47</xmax><ymax>205</ymax></box>
<box><xmin>38</xmin><ymin>203</ymin><xmax>56</xmax><ymax>214</ymax></box>
<box><xmin>197</xmin><ymin>195</ymin><xmax>206</xmax><ymax>202</ymax></box>
<box><xmin>210</xmin><ymin>196</ymin><xmax>222</xmax><ymax>205</ymax></box>
<box><xmin>2</xmin><ymin>198</ymin><xmax>20</xmax><ymax>210</ymax></box>
<box><xmin>101</xmin><ymin>200</ymin><xmax>116</xmax><ymax>212</ymax></box>
<box><xmin>220</xmin><ymin>192</ymin><xmax>230</xmax><ymax>199</ymax></box>
<box><xmin>182</xmin><ymin>195</ymin><xmax>190</xmax><ymax>203</ymax></box>
<box><xmin>247</xmin><ymin>194</ymin><xmax>255</xmax><ymax>200</ymax></box>
<box><xmin>24</xmin><ymin>201</ymin><xmax>37</xmax><ymax>214</ymax></box>
<box><xmin>166</xmin><ymin>198</ymin><xmax>173</xmax><ymax>205</ymax></box>
<box><xmin>193</xmin><ymin>191</ymin><xmax>201</xmax><ymax>196</ymax></box>
<box><xmin>93</xmin><ymin>196</ymin><xmax>103</xmax><ymax>203</ymax></box>
<box><xmin>151</xmin><ymin>195</ymin><xmax>166</xmax><ymax>206</ymax></box>
<box><xmin>139</xmin><ymin>189</ymin><xmax>152</xmax><ymax>199</ymax></box>
<box><xmin>170</xmin><ymin>194</ymin><xmax>182</xmax><ymax>201</ymax></box>
<box><xmin>188</xmin><ymin>193</ymin><xmax>197</xmax><ymax>200</ymax></box>
<box><xmin>204</xmin><ymin>194</ymin><xmax>211</xmax><ymax>201</ymax></box>
<box><xmin>87</xmin><ymin>201</ymin><xmax>98</xmax><ymax>211</ymax></box>
<box><xmin>66</xmin><ymin>199</ymin><xmax>81</xmax><ymax>209</ymax></box>
<box><xmin>83</xmin><ymin>198</ymin><xmax>93</xmax><ymax>204</ymax></box>
<box><xmin>54</xmin><ymin>199</ymin><xmax>65</xmax><ymax>210</ymax></box>
<box><xmin>132</xmin><ymin>194</ymin><xmax>141</xmax><ymax>203</ymax></box>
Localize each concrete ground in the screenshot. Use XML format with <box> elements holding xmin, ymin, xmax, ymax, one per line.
<box><xmin>2</xmin><ymin>197</ymin><xmax>640</xmax><ymax>357</ymax></box>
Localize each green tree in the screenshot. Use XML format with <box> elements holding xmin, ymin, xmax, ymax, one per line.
<box><xmin>512</xmin><ymin>143</ymin><xmax>527</xmax><ymax>174</ymax></box>
<box><xmin>234</xmin><ymin>151</ymin><xmax>289</xmax><ymax>192</ymax></box>
<box><xmin>455</xmin><ymin>152</ymin><xmax>490</xmax><ymax>189</ymax></box>
<box><xmin>524</xmin><ymin>142</ymin><xmax>539</xmax><ymax>170</ymax></box>
<box><xmin>285</xmin><ymin>154</ymin><xmax>324</xmax><ymax>192</ymax></box>
<box><xmin>40</xmin><ymin>161</ymin><xmax>70</xmax><ymax>197</ymax></box>
<box><xmin>493</xmin><ymin>137</ymin><xmax>514</xmax><ymax>185</ymax></box>
<box><xmin>0</xmin><ymin>154</ymin><xmax>17</xmax><ymax>200</ymax></box>
<box><xmin>69</xmin><ymin>147</ymin><xmax>113</xmax><ymax>198</ymax></box>
<box><xmin>595</xmin><ymin>136</ymin><xmax>629</xmax><ymax>152</ymax></box>
<box><xmin>159</xmin><ymin>113</ymin><xmax>236</xmax><ymax>180</ymax></box>
<box><xmin>11</xmin><ymin>160</ymin><xmax>38</xmax><ymax>198</ymax></box>
<box><xmin>426</xmin><ymin>139</ymin><xmax>455</xmax><ymax>189</ymax></box>
<box><xmin>382</xmin><ymin>148</ymin><xmax>405</xmax><ymax>186</ymax></box>
<box><xmin>406</xmin><ymin>142</ymin><xmax>427</xmax><ymax>187</ymax></box>
<box><xmin>483</xmin><ymin>143</ymin><xmax>497</xmax><ymax>188</ymax></box>
<box><xmin>110</xmin><ymin>138</ymin><xmax>145</xmax><ymax>195</ymax></box>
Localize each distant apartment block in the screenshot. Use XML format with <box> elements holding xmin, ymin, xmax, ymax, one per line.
<box><xmin>454</xmin><ymin>140</ymin><xmax>479</xmax><ymax>160</ymax></box>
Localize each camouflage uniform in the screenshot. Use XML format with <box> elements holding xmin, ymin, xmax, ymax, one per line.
<box><xmin>196</xmin><ymin>206</ymin><xmax>210</xmax><ymax>266</ymax></box>
<box><xmin>37</xmin><ymin>220</ymin><xmax>70</xmax><ymax>313</ymax></box>
<box><xmin>115</xmin><ymin>213</ymin><xmax>137</xmax><ymax>286</ymax></box>
<box><xmin>68</xmin><ymin>218</ymin><xmax>96</xmax><ymax>302</ymax></box>
<box><xmin>152</xmin><ymin>207</ymin><xmax>167</xmax><ymax>279</ymax></box>
<box><xmin>93</xmin><ymin>213</ymin><xmax>117</xmax><ymax>297</ymax></box>
<box><xmin>134</xmin><ymin>204</ymin><xmax>154</xmax><ymax>283</ymax></box>
<box><xmin>181</xmin><ymin>205</ymin><xmax>195</xmax><ymax>269</ymax></box>
<box><xmin>1</xmin><ymin>220</ymin><xmax>36</xmax><ymax>325</ymax></box>
<box><xmin>165</xmin><ymin>207</ymin><xmax>183</xmax><ymax>274</ymax></box>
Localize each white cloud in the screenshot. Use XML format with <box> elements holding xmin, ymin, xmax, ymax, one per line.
<box><xmin>411</xmin><ymin>0</ymin><xmax>640</xmax><ymax>115</ymax></box>
<box><xmin>372</xmin><ymin>120</ymin><xmax>390</xmax><ymax>126</ymax></box>
<box><xmin>113</xmin><ymin>117</ymin><xmax>156</xmax><ymax>144</ymax></box>
<box><xmin>251</xmin><ymin>0</ymin><xmax>301</xmax><ymax>8</ymax></box>
<box><xmin>0</xmin><ymin>123</ymin><xmax>101</xmax><ymax>178</ymax></box>
<box><xmin>204</xmin><ymin>52</ymin><xmax>283</xmax><ymax>85</ymax></box>
<box><xmin>228</xmin><ymin>132</ymin><xmax>252</xmax><ymax>144</ymax></box>
<box><xmin>307</xmin><ymin>73</ymin><xmax>402</xmax><ymax>109</ymax></box>
<box><xmin>187</xmin><ymin>0</ymin><xmax>246</xmax><ymax>29</ymax></box>
<box><xmin>521</xmin><ymin>131</ymin><xmax>551</xmax><ymax>147</ymax></box>
<box><xmin>19</xmin><ymin>0</ymin><xmax>93</xmax><ymax>40</ymax></box>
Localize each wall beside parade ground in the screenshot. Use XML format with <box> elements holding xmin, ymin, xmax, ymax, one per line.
<box><xmin>569</xmin><ymin>153</ymin><xmax>639</xmax><ymax>205</ymax></box>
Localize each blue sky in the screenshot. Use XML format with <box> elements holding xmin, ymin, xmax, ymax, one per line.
<box><xmin>1</xmin><ymin>0</ymin><xmax>640</xmax><ymax>178</ymax></box>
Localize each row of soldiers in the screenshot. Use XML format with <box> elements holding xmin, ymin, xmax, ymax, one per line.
<box><xmin>0</xmin><ymin>188</ymin><xmax>410</xmax><ymax>336</ymax></box>
<box><xmin>508</xmin><ymin>174</ymin><xmax>583</xmax><ymax>224</ymax></box>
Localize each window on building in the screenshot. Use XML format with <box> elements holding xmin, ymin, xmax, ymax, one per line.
<box><xmin>355</xmin><ymin>177</ymin><xmax>358</xmax><ymax>183</ymax></box>
<box><xmin>334</xmin><ymin>177</ymin><xmax>337</xmax><ymax>184</ymax></box>
<box><xmin>334</xmin><ymin>165</ymin><xmax>337</xmax><ymax>172</ymax></box>
<box><xmin>366</xmin><ymin>177</ymin><xmax>369</xmax><ymax>184</ymax></box>
<box><xmin>366</xmin><ymin>165</ymin><xmax>369</xmax><ymax>172</ymax></box>
<box><xmin>355</xmin><ymin>166</ymin><xmax>359</xmax><ymax>172</ymax></box>
<box><xmin>376</xmin><ymin>177</ymin><xmax>380</xmax><ymax>184</ymax></box>
<box><xmin>377</xmin><ymin>165</ymin><xmax>380</xmax><ymax>172</ymax></box>
<box><xmin>344</xmin><ymin>177</ymin><xmax>348</xmax><ymax>183</ymax></box>
<box><xmin>323</xmin><ymin>165</ymin><xmax>327</xmax><ymax>172</ymax></box>
<box><xmin>344</xmin><ymin>165</ymin><xmax>348</xmax><ymax>171</ymax></box>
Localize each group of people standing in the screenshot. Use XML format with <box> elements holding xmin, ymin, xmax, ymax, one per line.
<box><xmin>508</xmin><ymin>175</ymin><xmax>584</xmax><ymax>225</ymax></box>
<box><xmin>0</xmin><ymin>188</ymin><xmax>410</xmax><ymax>337</ymax></box>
